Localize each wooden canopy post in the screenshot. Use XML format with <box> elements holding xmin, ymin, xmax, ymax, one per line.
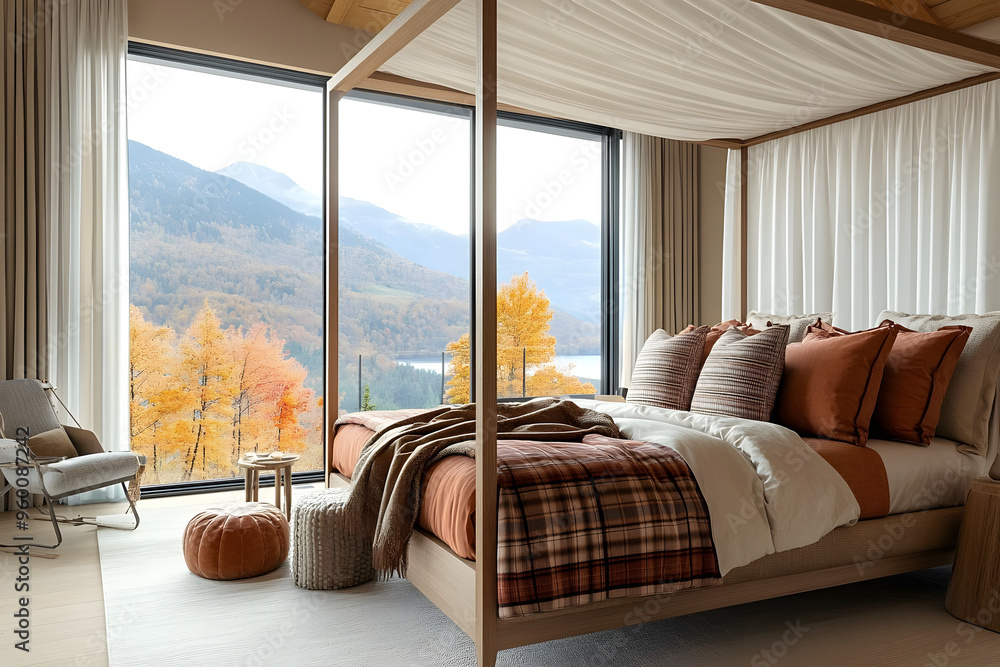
<box><xmin>325</xmin><ymin>86</ymin><xmax>344</xmax><ymax>488</ymax></box>
<box><xmin>740</xmin><ymin>147</ymin><xmax>750</xmax><ymax>321</ymax></box>
<box><xmin>474</xmin><ymin>0</ymin><xmax>499</xmax><ymax>665</ymax></box>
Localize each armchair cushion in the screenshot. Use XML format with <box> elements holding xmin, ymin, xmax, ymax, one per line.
<box><xmin>38</xmin><ymin>452</ymin><xmax>143</xmax><ymax>498</ymax></box>
<box><xmin>65</xmin><ymin>425</ymin><xmax>105</xmax><ymax>456</ymax></box>
<box><xmin>28</xmin><ymin>428</ymin><xmax>78</xmax><ymax>459</ymax></box>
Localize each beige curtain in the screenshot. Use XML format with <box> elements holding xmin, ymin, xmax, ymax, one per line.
<box><xmin>620</xmin><ymin>133</ymin><xmax>701</xmax><ymax>387</ymax></box>
<box><xmin>1</xmin><ymin>0</ymin><xmax>51</xmax><ymax>380</ymax></box>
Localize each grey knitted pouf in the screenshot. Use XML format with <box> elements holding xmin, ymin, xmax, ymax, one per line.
<box><xmin>292</xmin><ymin>488</ymin><xmax>375</xmax><ymax>590</ymax></box>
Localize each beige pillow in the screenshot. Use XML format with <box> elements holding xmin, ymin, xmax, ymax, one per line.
<box><xmin>27</xmin><ymin>427</ymin><xmax>78</xmax><ymax>459</ymax></box>
<box><xmin>627</xmin><ymin>327</ymin><xmax>709</xmax><ymax>410</ymax></box>
<box><xmin>878</xmin><ymin>310</ymin><xmax>1000</xmax><ymax>456</ymax></box>
<box><xmin>746</xmin><ymin>311</ymin><xmax>835</xmax><ymax>343</ymax></box>
<box><xmin>690</xmin><ymin>325</ymin><xmax>790</xmax><ymax>421</ymax></box>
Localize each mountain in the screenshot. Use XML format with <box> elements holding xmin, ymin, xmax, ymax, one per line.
<box><xmin>339</xmin><ymin>197</ymin><xmax>471</xmax><ymax>279</ymax></box>
<box><xmin>129</xmin><ymin>141</ymin><xmax>469</xmax><ymax>400</ymax></box>
<box><xmin>339</xmin><ymin>199</ymin><xmax>602</xmax><ymax>322</ymax></box>
<box><xmin>216</xmin><ymin>161</ymin><xmax>323</xmax><ymax>218</ymax></box>
<box><xmin>128</xmin><ymin>142</ymin><xmax>601</xmax><ymax>409</ymax></box>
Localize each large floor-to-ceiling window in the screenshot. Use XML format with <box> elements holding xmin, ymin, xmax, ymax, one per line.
<box><xmin>126</xmin><ymin>48</ymin><xmax>326</xmax><ymax>486</ymax></box>
<box><xmin>340</xmin><ymin>92</ymin><xmax>618</xmax><ymax>412</ymax></box>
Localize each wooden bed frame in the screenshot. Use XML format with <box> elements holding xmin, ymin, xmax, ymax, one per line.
<box><xmin>321</xmin><ymin>1</ymin><xmax>1000</xmax><ymax>664</ymax></box>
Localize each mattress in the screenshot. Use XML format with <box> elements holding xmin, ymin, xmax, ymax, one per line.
<box><xmin>330</xmin><ymin>423</ymin><xmax>984</xmax><ymax>562</ymax></box>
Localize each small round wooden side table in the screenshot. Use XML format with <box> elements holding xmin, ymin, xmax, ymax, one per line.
<box><xmin>946</xmin><ymin>477</ymin><xmax>1000</xmax><ymax>632</ymax></box>
<box><xmin>236</xmin><ymin>455</ymin><xmax>300</xmax><ymax>521</ymax></box>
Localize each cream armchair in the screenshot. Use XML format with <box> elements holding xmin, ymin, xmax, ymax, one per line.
<box><xmin>0</xmin><ymin>379</ymin><xmax>143</xmax><ymax>549</ymax></box>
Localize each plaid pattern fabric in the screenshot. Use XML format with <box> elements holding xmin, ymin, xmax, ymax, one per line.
<box><xmin>690</xmin><ymin>325</ymin><xmax>789</xmax><ymax>421</ymax></box>
<box><xmin>496</xmin><ymin>434</ymin><xmax>720</xmax><ymax>618</ymax></box>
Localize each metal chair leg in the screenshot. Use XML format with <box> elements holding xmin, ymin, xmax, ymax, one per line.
<box><xmin>0</xmin><ymin>490</ymin><xmax>63</xmax><ymax>550</ymax></box>
<box><xmin>48</xmin><ymin>483</ymin><xmax>140</xmax><ymax>532</ymax></box>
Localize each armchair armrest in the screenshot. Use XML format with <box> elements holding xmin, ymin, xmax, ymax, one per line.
<box><xmin>0</xmin><ymin>438</ymin><xmax>20</xmax><ymax>466</ymax></box>
<box><xmin>65</xmin><ymin>425</ymin><xmax>106</xmax><ymax>456</ymax></box>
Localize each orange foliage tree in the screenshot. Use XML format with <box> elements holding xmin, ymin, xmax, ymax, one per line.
<box><xmin>129</xmin><ymin>305</ymin><xmax>187</xmax><ymax>474</ymax></box>
<box><xmin>445</xmin><ymin>273</ymin><xmax>595</xmax><ymax>403</ymax></box>
<box><xmin>128</xmin><ymin>301</ymin><xmax>317</xmax><ymax>484</ymax></box>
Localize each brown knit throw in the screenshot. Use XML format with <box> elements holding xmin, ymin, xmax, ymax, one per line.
<box><xmin>344</xmin><ymin>398</ymin><xmax>620</xmax><ymax>577</ymax></box>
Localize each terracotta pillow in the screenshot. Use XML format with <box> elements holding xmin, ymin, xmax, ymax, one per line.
<box><xmin>690</xmin><ymin>325</ymin><xmax>789</xmax><ymax>421</ymax></box>
<box><xmin>682</xmin><ymin>320</ymin><xmax>761</xmax><ymax>365</ymax></box>
<box><xmin>773</xmin><ymin>324</ymin><xmax>898</xmax><ymax>446</ymax></box>
<box><xmin>878</xmin><ymin>310</ymin><xmax>1000</xmax><ymax>456</ymax></box>
<box><xmin>871</xmin><ymin>321</ymin><xmax>971</xmax><ymax>445</ymax></box>
<box><xmin>627</xmin><ymin>326</ymin><xmax>709</xmax><ymax>410</ymax></box>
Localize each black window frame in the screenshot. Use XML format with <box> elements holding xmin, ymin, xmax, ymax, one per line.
<box><xmin>345</xmin><ymin>90</ymin><xmax>621</xmax><ymax>400</ymax></box>
<box><xmin>126</xmin><ymin>43</ymin><xmax>330</xmax><ymax>498</ymax></box>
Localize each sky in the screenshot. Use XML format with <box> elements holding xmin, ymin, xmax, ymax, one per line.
<box><xmin>126</xmin><ymin>59</ymin><xmax>603</xmax><ymax>235</ymax></box>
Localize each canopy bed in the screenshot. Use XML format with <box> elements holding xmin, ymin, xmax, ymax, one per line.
<box><xmin>322</xmin><ymin>1</ymin><xmax>1000</xmax><ymax>664</ymax></box>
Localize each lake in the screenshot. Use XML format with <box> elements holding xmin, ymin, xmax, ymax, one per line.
<box><xmin>397</xmin><ymin>354</ymin><xmax>601</xmax><ymax>380</ymax></box>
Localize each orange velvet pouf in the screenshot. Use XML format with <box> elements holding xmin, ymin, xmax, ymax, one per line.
<box><xmin>183</xmin><ymin>502</ymin><xmax>290</xmax><ymax>580</ymax></box>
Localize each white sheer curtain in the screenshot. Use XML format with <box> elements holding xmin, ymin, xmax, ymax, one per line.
<box><xmin>47</xmin><ymin>0</ymin><xmax>129</xmax><ymax>503</ymax></box>
<box><xmin>724</xmin><ymin>80</ymin><xmax>1000</xmax><ymax>331</ymax></box>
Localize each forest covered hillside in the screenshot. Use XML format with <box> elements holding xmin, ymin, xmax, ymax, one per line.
<box><xmin>128</xmin><ymin>141</ymin><xmax>600</xmax><ymax>412</ymax></box>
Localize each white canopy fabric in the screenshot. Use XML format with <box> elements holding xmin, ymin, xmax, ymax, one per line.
<box><xmin>381</xmin><ymin>0</ymin><xmax>993</xmax><ymax>141</ymax></box>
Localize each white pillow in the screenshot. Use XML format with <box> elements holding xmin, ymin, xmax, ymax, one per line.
<box><xmin>746</xmin><ymin>311</ymin><xmax>835</xmax><ymax>344</ymax></box>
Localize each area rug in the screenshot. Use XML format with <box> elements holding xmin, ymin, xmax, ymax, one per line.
<box><xmin>98</xmin><ymin>501</ymin><xmax>983</xmax><ymax>666</ymax></box>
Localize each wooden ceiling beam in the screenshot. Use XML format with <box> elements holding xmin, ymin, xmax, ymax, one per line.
<box><xmin>743</xmin><ymin>70</ymin><xmax>1000</xmax><ymax>146</ymax></box>
<box><xmin>934</xmin><ymin>0</ymin><xmax>1000</xmax><ymax>30</ymax></box>
<box><xmin>749</xmin><ymin>0</ymin><xmax>1000</xmax><ymax>68</ymax></box>
<box><xmin>329</xmin><ymin>0</ymin><xmax>460</xmax><ymax>92</ymax></box>
<box><xmin>326</xmin><ymin>0</ymin><xmax>352</xmax><ymax>25</ymax></box>
<box><xmin>862</xmin><ymin>0</ymin><xmax>941</xmax><ymax>24</ymax></box>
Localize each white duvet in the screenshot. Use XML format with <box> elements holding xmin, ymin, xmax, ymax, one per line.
<box><xmin>573</xmin><ymin>400</ymin><xmax>861</xmax><ymax>575</ymax></box>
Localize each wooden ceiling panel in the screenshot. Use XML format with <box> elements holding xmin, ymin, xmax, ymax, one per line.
<box><xmin>933</xmin><ymin>0</ymin><xmax>1000</xmax><ymax>29</ymax></box>
<box><xmin>303</xmin><ymin>0</ymin><xmax>1000</xmax><ymax>33</ymax></box>
<box><xmin>862</xmin><ymin>0</ymin><xmax>941</xmax><ymax>24</ymax></box>
<box><xmin>299</xmin><ymin>0</ymin><xmax>336</xmax><ymax>19</ymax></box>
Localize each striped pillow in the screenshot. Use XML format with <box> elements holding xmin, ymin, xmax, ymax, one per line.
<box><xmin>627</xmin><ymin>327</ymin><xmax>710</xmax><ymax>410</ymax></box>
<box><xmin>690</xmin><ymin>325</ymin><xmax>789</xmax><ymax>421</ymax></box>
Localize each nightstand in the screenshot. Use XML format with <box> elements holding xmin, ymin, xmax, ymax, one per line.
<box><xmin>945</xmin><ymin>477</ymin><xmax>1000</xmax><ymax>632</ymax></box>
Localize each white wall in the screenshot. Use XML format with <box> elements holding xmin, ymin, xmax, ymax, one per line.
<box><xmin>127</xmin><ymin>0</ymin><xmax>368</xmax><ymax>75</ymax></box>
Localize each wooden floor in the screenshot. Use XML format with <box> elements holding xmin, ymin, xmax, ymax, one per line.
<box><xmin>4</xmin><ymin>487</ymin><xmax>1000</xmax><ymax>666</ymax></box>
<box><xmin>0</xmin><ymin>486</ymin><xmax>313</xmax><ymax>667</ymax></box>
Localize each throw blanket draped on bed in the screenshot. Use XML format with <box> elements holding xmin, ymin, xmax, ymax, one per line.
<box><xmin>338</xmin><ymin>398</ymin><xmax>723</xmax><ymax>617</ymax></box>
<box><xmin>340</xmin><ymin>398</ymin><xmax>621</xmax><ymax>576</ymax></box>
<box><xmin>496</xmin><ymin>434</ymin><xmax>720</xmax><ymax>616</ymax></box>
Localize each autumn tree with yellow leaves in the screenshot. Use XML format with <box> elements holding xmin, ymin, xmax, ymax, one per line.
<box><xmin>445</xmin><ymin>273</ymin><xmax>595</xmax><ymax>403</ymax></box>
<box><xmin>129</xmin><ymin>301</ymin><xmax>319</xmax><ymax>484</ymax></box>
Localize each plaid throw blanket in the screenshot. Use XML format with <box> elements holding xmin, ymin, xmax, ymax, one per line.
<box><xmin>338</xmin><ymin>399</ymin><xmax>622</xmax><ymax>577</ymax></box>
<box><xmin>497</xmin><ymin>434</ymin><xmax>720</xmax><ymax>617</ymax></box>
<box><xmin>336</xmin><ymin>401</ymin><xmax>721</xmax><ymax>618</ymax></box>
